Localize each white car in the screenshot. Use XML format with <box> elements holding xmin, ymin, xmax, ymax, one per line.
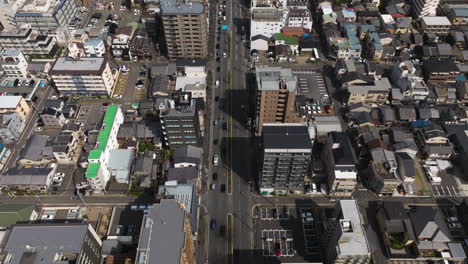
<box><xmin>52</xmin><ymin>176</ymin><xmax>63</xmax><ymax>182</ymax></box>
<box><xmin>223</xmin><ymin>52</ymin><xmax>227</xmax><ymax>58</ymax></box>
<box><xmin>216</xmin><ymin>80</ymin><xmax>220</xmax><ymax>86</ymax></box>
<box><xmin>35</xmin><ymin>126</ymin><xmax>43</xmax><ymax>131</ymax></box>
<box><xmin>213</xmin><ymin>155</ymin><xmax>219</xmax><ymax>165</ymax></box>
<box><xmin>55</xmin><ymin>172</ymin><xmax>65</xmax><ymax>177</ymax></box>
<box><xmin>114</xmin><ymin>94</ymin><xmax>122</xmax><ymax>98</ymax></box>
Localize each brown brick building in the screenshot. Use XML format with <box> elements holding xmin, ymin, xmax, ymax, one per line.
<box><xmin>256</xmin><ymin>66</ymin><xmax>302</xmax><ymax>134</ymax></box>
<box><xmin>160</xmin><ymin>0</ymin><xmax>208</xmax><ymax>59</ymax></box>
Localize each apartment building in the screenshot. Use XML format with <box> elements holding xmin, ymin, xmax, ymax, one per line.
<box><xmin>345</xmin><ymin>78</ymin><xmax>392</xmax><ymax>105</ymax></box>
<box><xmin>422</xmin><ymin>59</ymin><xmax>461</xmax><ymax>84</ymax></box>
<box><xmin>323</xmin><ymin>132</ymin><xmax>357</xmax><ymax>196</ymax></box>
<box><xmin>0</xmin><ymin>0</ymin><xmax>28</xmax><ymax>31</ymax></box>
<box><xmin>420</xmin><ymin>16</ymin><xmax>452</xmax><ymax>34</ymax></box>
<box><xmin>159</xmin><ymin>0</ymin><xmax>208</xmax><ymax>59</ymax></box>
<box><xmin>251</xmin><ymin>8</ymin><xmax>288</xmax><ymax>39</ymax></box>
<box><xmin>83</xmin><ymin>38</ymin><xmax>105</xmax><ymax>57</ymax></box>
<box><xmin>0</xmin><ymin>50</ymin><xmax>28</xmax><ymax>78</ymax></box>
<box><xmin>136</xmin><ymin>199</ymin><xmax>195</xmax><ymax>264</ymax></box>
<box><xmin>1</xmin><ymin>223</ymin><xmax>102</xmax><ymax>264</ymax></box>
<box><xmin>50</xmin><ymin>57</ymin><xmax>115</xmax><ymax>95</ymax></box>
<box><xmin>255</xmin><ymin>66</ymin><xmax>301</xmax><ymax>134</ymax></box>
<box><xmin>0</xmin><ymin>26</ymin><xmax>58</xmax><ymax>55</ymax></box>
<box><xmin>260</xmin><ymin>124</ymin><xmax>312</xmax><ymax>195</ymax></box>
<box><xmin>390</xmin><ymin>61</ymin><xmax>429</xmax><ymax>101</ymax></box>
<box><xmin>159</xmin><ymin>92</ymin><xmax>200</xmax><ymax>149</ymax></box>
<box><xmin>85</xmin><ymin>105</ymin><xmax>124</xmax><ymax>192</ymax></box>
<box><xmin>0</xmin><ymin>112</ymin><xmax>25</xmax><ymax>144</ymax></box>
<box><xmin>0</xmin><ymin>96</ymin><xmax>31</xmax><ymax>121</ymax></box>
<box><xmin>15</xmin><ymin>0</ymin><xmax>79</xmax><ymax>33</ymax></box>
<box><xmin>322</xmin><ymin>200</ymin><xmax>371</xmax><ymax>264</ymax></box>
<box><xmin>409</xmin><ymin>0</ymin><xmax>441</xmax><ymax>17</ymax></box>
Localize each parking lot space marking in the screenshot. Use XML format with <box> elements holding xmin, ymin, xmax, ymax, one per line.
<box><xmin>262</xmin><ymin>229</ymin><xmax>294</xmax><ymax>257</ymax></box>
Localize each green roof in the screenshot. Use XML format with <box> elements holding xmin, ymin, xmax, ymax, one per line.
<box><xmin>273</xmin><ymin>33</ymin><xmax>299</xmax><ymax>46</ymax></box>
<box><xmin>0</xmin><ymin>204</ymin><xmax>35</xmax><ymax>227</ymax></box>
<box><xmin>86</xmin><ymin>105</ymin><xmax>119</xmax><ymax>179</ymax></box>
<box><xmin>85</xmin><ymin>162</ymin><xmax>100</xmax><ymax>179</ymax></box>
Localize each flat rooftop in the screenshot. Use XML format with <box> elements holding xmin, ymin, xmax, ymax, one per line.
<box><xmin>50</xmin><ymin>57</ymin><xmax>108</xmax><ymax>75</ymax></box>
<box><xmin>16</xmin><ymin>0</ymin><xmax>64</xmax><ymax>15</ymax></box>
<box><xmin>338</xmin><ymin>200</ymin><xmax>370</xmax><ymax>256</ymax></box>
<box><xmin>160</xmin><ymin>0</ymin><xmax>204</xmax><ymax>14</ymax></box>
<box><xmin>0</xmin><ymin>95</ymin><xmax>22</xmax><ymax>108</ymax></box>
<box><xmin>262</xmin><ymin>123</ymin><xmax>312</xmax><ymax>151</ymax></box>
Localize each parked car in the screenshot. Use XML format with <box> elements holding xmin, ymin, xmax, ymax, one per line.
<box><xmin>210</xmin><ymin>219</ymin><xmax>217</xmax><ymax>230</ymax></box>
<box><xmin>213</xmin><ymin>155</ymin><xmax>219</xmax><ymax>165</ymax></box>
<box><xmin>213</xmin><ymin>173</ymin><xmax>218</xmax><ymax>180</ymax></box>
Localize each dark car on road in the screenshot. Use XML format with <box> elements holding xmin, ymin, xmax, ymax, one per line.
<box><xmin>215</xmin><ymin>96</ymin><xmax>219</xmax><ymax>101</ymax></box>
<box><xmin>210</xmin><ymin>219</ymin><xmax>217</xmax><ymax>230</ymax></box>
<box><xmin>222</xmin><ymin>122</ymin><xmax>227</xmax><ymax>130</ymax></box>
<box><xmin>213</xmin><ymin>139</ymin><xmax>218</xmax><ymax>145</ymax></box>
<box><xmin>220</xmin><ymin>225</ymin><xmax>226</xmax><ymax>236</ymax></box>
<box><xmin>213</xmin><ymin>173</ymin><xmax>218</xmax><ymax>180</ymax></box>
<box><xmin>220</xmin><ymin>184</ymin><xmax>226</xmax><ymax>193</ymax></box>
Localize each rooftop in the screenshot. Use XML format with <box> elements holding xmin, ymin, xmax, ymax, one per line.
<box><xmin>0</xmin><ymin>96</ymin><xmax>22</xmax><ymax>109</ymax></box>
<box><xmin>4</xmin><ymin>223</ymin><xmax>92</xmax><ymax>264</ymax></box>
<box><xmin>256</xmin><ymin>66</ymin><xmax>297</xmax><ymax>92</ymax></box>
<box><xmin>337</xmin><ymin>200</ymin><xmax>370</xmax><ymax>255</ymax></box>
<box><xmin>50</xmin><ymin>57</ymin><xmax>108</xmax><ymax>75</ymax></box>
<box><xmin>329</xmin><ymin>132</ymin><xmax>356</xmax><ymax>167</ymax></box>
<box><xmin>159</xmin><ymin>0</ymin><xmax>204</xmax><ymax>14</ymax></box>
<box><xmin>421</xmin><ymin>16</ymin><xmax>452</xmax><ymax>26</ymax></box>
<box><xmin>136</xmin><ymin>200</ymin><xmax>187</xmax><ymax>263</ymax></box>
<box><xmin>262</xmin><ymin>124</ymin><xmax>312</xmax><ymax>151</ymax></box>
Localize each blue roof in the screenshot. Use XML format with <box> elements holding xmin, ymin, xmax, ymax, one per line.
<box><xmin>3</xmin><ymin>50</ymin><xmax>21</xmax><ymax>56</ymax></box>
<box><xmin>452</xmin><ymin>8</ymin><xmax>468</xmax><ymax>17</ymax></box>
<box><xmin>360</xmin><ymin>24</ymin><xmax>376</xmax><ymax>33</ymax></box>
<box><xmin>342</xmin><ymin>9</ymin><xmax>356</xmax><ymax>18</ymax></box>
<box><xmin>15</xmin><ymin>13</ymin><xmax>43</xmax><ymax>17</ymax></box>
<box><xmin>412</xmin><ymin>120</ymin><xmax>431</xmax><ymax>128</ymax></box>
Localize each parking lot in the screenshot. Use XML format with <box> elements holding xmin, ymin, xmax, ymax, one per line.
<box><xmin>429</xmin><ymin>170</ymin><xmax>463</xmax><ymax>197</ymax></box>
<box><xmin>254</xmin><ymin>206</ymin><xmax>323</xmax><ymax>263</ymax></box>
<box><xmin>292</xmin><ymin>69</ymin><xmax>330</xmax><ymax>106</ymax></box>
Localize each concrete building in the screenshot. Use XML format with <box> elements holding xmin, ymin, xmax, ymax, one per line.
<box><xmin>251</xmin><ymin>8</ymin><xmax>288</xmax><ymax>39</ymax></box>
<box><xmin>366</xmin><ymin>148</ymin><xmax>401</xmax><ymax>196</ymax></box>
<box><xmin>0</xmin><ymin>0</ymin><xmax>28</xmax><ymax>31</ymax></box>
<box><xmin>0</xmin><ymin>50</ymin><xmax>29</xmax><ymax>78</ymax></box>
<box><xmin>173</xmin><ymin>145</ymin><xmax>202</xmax><ymax>168</ymax></box>
<box><xmin>159</xmin><ymin>0</ymin><xmax>208</xmax><ymax>59</ymax></box>
<box><xmin>0</xmin><ymin>143</ymin><xmax>10</xmax><ymax>170</ymax></box>
<box><xmin>15</xmin><ymin>0</ymin><xmax>79</xmax><ymax>40</ymax></box>
<box><xmin>0</xmin><ymin>25</ymin><xmax>58</xmax><ymax>55</ymax></box>
<box><xmin>17</xmin><ymin>134</ymin><xmax>54</xmax><ymax>166</ymax></box>
<box><xmin>260</xmin><ymin>124</ymin><xmax>312</xmax><ymax>195</ymax></box>
<box><xmin>0</xmin><ymin>96</ymin><xmax>31</xmax><ymax>121</ymax></box>
<box><xmin>85</xmin><ymin>105</ymin><xmax>124</xmax><ymax>192</ymax></box>
<box><xmin>136</xmin><ymin>199</ymin><xmax>195</xmax><ymax>264</ymax></box>
<box><xmin>84</xmin><ymin>38</ymin><xmax>105</xmax><ymax>57</ymax></box>
<box><xmin>0</xmin><ymin>112</ymin><xmax>25</xmax><ymax>144</ymax></box>
<box><xmin>255</xmin><ymin>66</ymin><xmax>301</xmax><ymax>134</ymax></box>
<box><xmin>108</xmin><ymin>149</ymin><xmax>134</xmax><ymax>184</ymax></box>
<box><xmin>50</xmin><ymin>57</ymin><xmax>115</xmax><ymax>95</ymax></box>
<box><xmin>345</xmin><ymin>78</ymin><xmax>392</xmax><ymax>105</ymax></box>
<box><xmin>448</xmin><ymin>8</ymin><xmax>468</xmax><ymax>25</ymax></box>
<box><xmin>159</xmin><ymin>92</ymin><xmax>200</xmax><ymax>149</ymax></box>
<box><xmin>176</xmin><ymin>66</ymin><xmax>207</xmax><ymax>101</ymax></box>
<box><xmin>1</xmin><ymin>223</ymin><xmax>102</xmax><ymax>264</ymax></box>
<box><xmin>158</xmin><ymin>182</ymin><xmax>198</xmax><ymax>230</ymax></box>
<box><xmin>111</xmin><ymin>26</ymin><xmax>134</xmax><ymax>60</ymax></box>
<box><xmin>419</xmin><ymin>16</ymin><xmax>452</xmax><ymax>34</ymax></box>
<box><xmin>322</xmin><ymin>200</ymin><xmax>371</xmax><ymax>264</ymax></box>
<box><xmin>323</xmin><ymin>132</ymin><xmax>357</xmax><ymax>196</ymax></box>
<box><xmin>409</xmin><ymin>0</ymin><xmax>441</xmax><ymax>17</ymax></box>
<box><xmin>422</xmin><ymin>59</ymin><xmax>460</xmax><ymax>84</ymax></box>
<box><xmin>390</xmin><ymin>61</ymin><xmax>429</xmax><ymax>102</ymax></box>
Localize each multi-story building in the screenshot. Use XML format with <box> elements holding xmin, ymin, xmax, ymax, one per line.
<box><xmin>85</xmin><ymin>105</ymin><xmax>124</xmax><ymax>192</ymax></box>
<box><xmin>0</xmin><ymin>112</ymin><xmax>25</xmax><ymax>144</ymax></box>
<box><xmin>0</xmin><ymin>96</ymin><xmax>31</xmax><ymax>121</ymax></box>
<box><xmin>255</xmin><ymin>66</ymin><xmax>301</xmax><ymax>134</ymax></box>
<box><xmin>111</xmin><ymin>26</ymin><xmax>134</xmax><ymax>60</ymax></box>
<box><xmin>0</xmin><ymin>25</ymin><xmax>58</xmax><ymax>55</ymax></box>
<box><xmin>251</xmin><ymin>8</ymin><xmax>288</xmax><ymax>39</ymax></box>
<box><xmin>83</xmin><ymin>38</ymin><xmax>105</xmax><ymax>57</ymax></box>
<box><xmin>136</xmin><ymin>199</ymin><xmax>195</xmax><ymax>264</ymax></box>
<box><xmin>422</xmin><ymin>59</ymin><xmax>460</xmax><ymax>84</ymax></box>
<box><xmin>390</xmin><ymin>61</ymin><xmax>429</xmax><ymax>102</ymax></box>
<box><xmin>322</xmin><ymin>200</ymin><xmax>371</xmax><ymax>264</ymax></box>
<box><xmin>323</xmin><ymin>132</ymin><xmax>357</xmax><ymax>196</ymax></box>
<box><xmin>159</xmin><ymin>0</ymin><xmax>208</xmax><ymax>59</ymax></box>
<box><xmin>0</xmin><ymin>0</ymin><xmax>28</xmax><ymax>31</ymax></box>
<box><xmin>0</xmin><ymin>223</ymin><xmax>102</xmax><ymax>264</ymax></box>
<box><xmin>50</xmin><ymin>57</ymin><xmax>115</xmax><ymax>95</ymax></box>
<box><xmin>345</xmin><ymin>78</ymin><xmax>392</xmax><ymax>105</ymax></box>
<box><xmin>15</xmin><ymin>0</ymin><xmax>79</xmax><ymax>40</ymax></box>
<box><xmin>159</xmin><ymin>92</ymin><xmax>200</xmax><ymax>149</ymax></box>
<box><xmin>366</xmin><ymin>148</ymin><xmax>401</xmax><ymax>196</ymax></box>
<box><xmin>419</xmin><ymin>16</ymin><xmax>452</xmax><ymax>35</ymax></box>
<box><xmin>409</xmin><ymin>0</ymin><xmax>441</xmax><ymax>17</ymax></box>
<box><xmin>260</xmin><ymin>123</ymin><xmax>312</xmax><ymax>195</ymax></box>
<box><xmin>0</xmin><ymin>50</ymin><xmax>29</xmax><ymax>78</ymax></box>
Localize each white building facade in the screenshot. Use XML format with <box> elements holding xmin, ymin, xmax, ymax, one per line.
<box><xmin>50</xmin><ymin>57</ymin><xmax>115</xmax><ymax>95</ymax></box>
<box><xmin>0</xmin><ymin>50</ymin><xmax>29</xmax><ymax>78</ymax></box>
